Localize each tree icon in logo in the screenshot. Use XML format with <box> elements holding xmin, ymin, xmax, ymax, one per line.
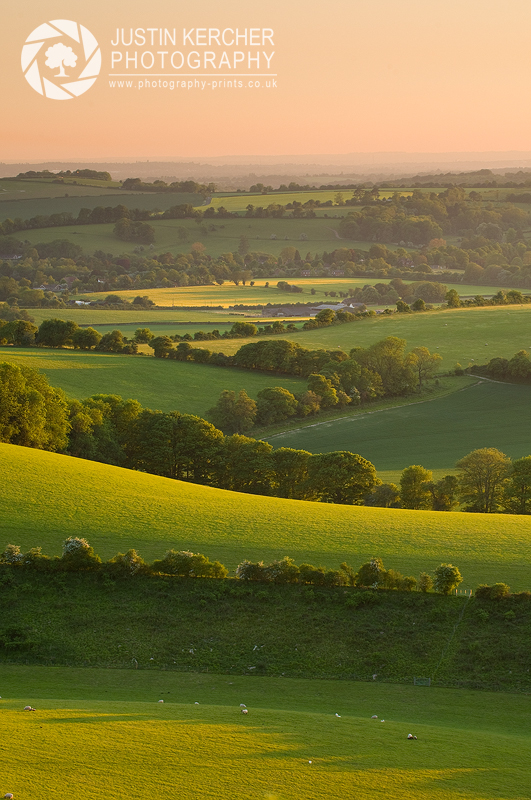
<box><xmin>21</xmin><ymin>19</ymin><xmax>101</xmax><ymax>100</ymax></box>
<box><xmin>45</xmin><ymin>43</ymin><xmax>78</xmax><ymax>78</ymax></box>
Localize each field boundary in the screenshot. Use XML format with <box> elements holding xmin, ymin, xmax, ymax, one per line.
<box><xmin>265</xmin><ymin>380</ymin><xmax>483</xmax><ymax>441</ymax></box>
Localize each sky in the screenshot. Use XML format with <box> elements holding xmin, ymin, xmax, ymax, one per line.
<box><xmin>2</xmin><ymin>0</ymin><xmax>531</xmax><ymax>161</ymax></box>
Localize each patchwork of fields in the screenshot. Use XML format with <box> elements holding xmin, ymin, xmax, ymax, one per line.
<box><xmin>4</xmin><ymin>180</ymin><xmax>531</xmax><ymax>799</ymax></box>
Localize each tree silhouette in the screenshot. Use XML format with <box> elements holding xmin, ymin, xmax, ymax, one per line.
<box><xmin>45</xmin><ymin>43</ymin><xmax>78</xmax><ymax>78</ymax></box>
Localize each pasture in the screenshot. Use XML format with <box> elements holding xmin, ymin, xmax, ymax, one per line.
<box><xmin>81</xmin><ymin>279</ymin><xmax>516</xmax><ymax>309</ymax></box>
<box><xmin>0</xmin><ymin>190</ymin><xmax>202</xmax><ymax>225</ymax></box>
<box><xmin>266</xmin><ymin>378</ymin><xmax>531</xmax><ymax>474</ymax></box>
<box><xmin>1</xmin><ymin>667</ymin><xmax>529</xmax><ymax>800</ymax></box>
<box><xmin>179</xmin><ymin>304</ymin><xmax>531</xmax><ymax>370</ymax></box>
<box><xmin>0</xmin><ymin>349</ymin><xmax>306</xmax><ymax>416</ymax></box>
<box><xmin>3</xmin><ymin>443</ymin><xmax>531</xmax><ymax>587</ymax></box>
<box><xmin>28</xmin><ymin>308</ymin><xmax>253</xmax><ymax>326</ymax></box>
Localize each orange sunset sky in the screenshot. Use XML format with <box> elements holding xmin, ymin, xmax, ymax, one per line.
<box><xmin>2</xmin><ymin>0</ymin><xmax>531</xmax><ymax>161</ymax></box>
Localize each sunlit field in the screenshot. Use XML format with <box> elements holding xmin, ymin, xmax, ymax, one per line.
<box><xmin>0</xmin><ymin>349</ymin><xmax>306</xmax><ymax>416</ymax></box>
<box><xmin>3</xmin><ymin>443</ymin><xmax>531</xmax><ymax>587</ymax></box>
<box><xmin>1</xmin><ymin>666</ymin><xmax>529</xmax><ymax>800</ymax></box>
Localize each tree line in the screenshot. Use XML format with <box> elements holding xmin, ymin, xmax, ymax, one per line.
<box><xmin>0</xmin><ymin>539</ymin><xmax>466</xmax><ymax>595</ymax></box>
<box><xmin>3</xmin><ymin>360</ymin><xmax>530</xmax><ymax>513</ymax></box>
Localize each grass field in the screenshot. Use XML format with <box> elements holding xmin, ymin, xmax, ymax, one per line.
<box><xmin>180</xmin><ymin>304</ymin><xmax>531</xmax><ymax>370</ymax></box>
<box><xmin>28</xmin><ymin>308</ymin><xmax>257</xmax><ymax>326</ymax></box>
<box><xmin>81</xmin><ymin>279</ymin><xmax>516</xmax><ymax>309</ymax></box>
<box><xmin>3</xmin><ymin>443</ymin><xmax>531</xmax><ymax>587</ymax></box>
<box><xmin>266</xmin><ymin>379</ymin><xmax>531</xmax><ymax>474</ymax></box>
<box><xmin>1</xmin><ymin>667</ymin><xmax>529</xmax><ymax>800</ymax></box>
<box><xmin>0</xmin><ymin>349</ymin><xmax>306</xmax><ymax>416</ymax></box>
<box><xmin>0</xmin><ymin>191</ymin><xmax>202</xmax><ymax>225</ymax></box>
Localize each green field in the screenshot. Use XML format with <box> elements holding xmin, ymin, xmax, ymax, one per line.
<box><xmin>1</xmin><ymin>666</ymin><xmax>529</xmax><ymax>800</ymax></box>
<box><xmin>0</xmin><ymin>191</ymin><xmax>202</xmax><ymax>226</ymax></box>
<box><xmin>179</xmin><ymin>304</ymin><xmax>531</xmax><ymax>370</ymax></box>
<box><xmin>0</xmin><ymin>349</ymin><xmax>306</xmax><ymax>416</ymax></box>
<box><xmin>3</xmin><ymin>443</ymin><xmax>531</xmax><ymax>587</ymax></box>
<box><xmin>28</xmin><ymin>308</ymin><xmax>257</xmax><ymax>326</ymax></box>
<box><xmin>82</xmin><ymin>279</ymin><xmax>516</xmax><ymax>310</ymax></box>
<box><xmin>266</xmin><ymin>379</ymin><xmax>531</xmax><ymax>474</ymax></box>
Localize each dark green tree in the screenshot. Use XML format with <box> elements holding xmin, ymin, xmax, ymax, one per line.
<box><xmin>503</xmin><ymin>456</ymin><xmax>531</xmax><ymax>514</ymax></box>
<box><xmin>0</xmin><ymin>361</ymin><xmax>69</xmax><ymax>451</ymax></box>
<box><xmin>456</xmin><ymin>448</ymin><xmax>511</xmax><ymax>513</ymax></box>
<box><xmin>208</xmin><ymin>389</ymin><xmax>257</xmax><ymax>434</ymax></box>
<box><xmin>255</xmin><ymin>386</ymin><xmax>298</xmax><ymax>425</ymax></box>
<box><xmin>400</xmin><ymin>465</ymin><xmax>433</xmax><ymax>509</ymax></box>
<box><xmin>306</xmin><ymin>451</ymin><xmax>379</xmax><ymax>504</ymax></box>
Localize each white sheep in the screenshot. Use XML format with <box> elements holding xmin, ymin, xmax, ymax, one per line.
<box><xmin>371</xmin><ymin>715</ymin><xmax>378</xmax><ymax>719</ymax></box>
<box><xmin>240</xmin><ymin>703</ymin><xmax>246</xmax><ymax>708</ymax></box>
<box><xmin>241</xmin><ymin>708</ymin><xmax>248</xmax><ymax>714</ymax></box>
<box><xmin>5</xmin><ymin>793</ymin><xmax>14</xmax><ymax>799</ymax></box>
<box><xmin>157</xmin><ymin>700</ymin><xmax>164</xmax><ymax>703</ymax></box>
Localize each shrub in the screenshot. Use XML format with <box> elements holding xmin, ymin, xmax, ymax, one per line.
<box><xmin>475</xmin><ymin>582</ymin><xmax>511</xmax><ymax>600</ymax></box>
<box><xmin>107</xmin><ymin>549</ymin><xmax>148</xmax><ymax>577</ymax></box>
<box><xmin>235</xmin><ymin>560</ymin><xmax>266</xmax><ymax>581</ymax></box>
<box><xmin>60</xmin><ymin>537</ymin><xmax>102</xmax><ymax>572</ymax></box>
<box><xmin>356</xmin><ymin>558</ymin><xmax>384</xmax><ymax>588</ymax></box>
<box><xmin>418</xmin><ymin>572</ymin><xmax>434</xmax><ymax>593</ymax></box>
<box><xmin>0</xmin><ymin>544</ymin><xmax>23</xmax><ymax>564</ymax></box>
<box><xmin>433</xmin><ymin>563</ymin><xmax>463</xmax><ymax>595</ymax></box>
<box><xmin>263</xmin><ymin>556</ymin><xmax>300</xmax><ymax>584</ymax></box>
<box><xmin>153</xmin><ymin>550</ymin><xmax>227</xmax><ymax>578</ymax></box>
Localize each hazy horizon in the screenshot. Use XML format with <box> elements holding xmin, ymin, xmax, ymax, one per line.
<box><xmin>2</xmin><ymin>0</ymin><xmax>531</xmax><ymax>161</ymax></box>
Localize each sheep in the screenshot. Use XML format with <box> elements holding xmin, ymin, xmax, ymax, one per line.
<box><xmin>157</xmin><ymin>700</ymin><xmax>164</xmax><ymax>703</ymax></box>
<box><xmin>241</xmin><ymin>708</ymin><xmax>249</xmax><ymax>715</ymax></box>
<box><xmin>371</xmin><ymin>715</ymin><xmax>378</xmax><ymax>719</ymax></box>
<box><xmin>240</xmin><ymin>704</ymin><xmax>247</xmax><ymax>708</ymax></box>
<box><xmin>23</xmin><ymin>705</ymin><xmax>36</xmax><ymax>711</ymax></box>
<box><xmin>5</xmin><ymin>793</ymin><xmax>14</xmax><ymax>799</ymax></box>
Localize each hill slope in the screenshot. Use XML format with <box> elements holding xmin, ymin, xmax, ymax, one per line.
<box><xmin>2</xmin><ymin>443</ymin><xmax>531</xmax><ymax>587</ymax></box>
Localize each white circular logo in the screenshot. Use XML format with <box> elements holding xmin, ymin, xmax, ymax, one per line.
<box><xmin>21</xmin><ymin>20</ymin><xmax>101</xmax><ymax>100</ymax></box>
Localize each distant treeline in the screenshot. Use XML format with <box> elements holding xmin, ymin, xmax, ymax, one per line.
<box><xmin>16</xmin><ymin>169</ymin><xmax>112</xmax><ymax>181</ymax></box>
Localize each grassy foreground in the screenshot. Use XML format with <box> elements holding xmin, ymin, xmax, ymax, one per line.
<box><xmin>0</xmin><ymin>666</ymin><xmax>530</xmax><ymax>800</ymax></box>
<box><xmin>2</xmin><ymin>444</ymin><xmax>531</xmax><ymax>588</ymax></box>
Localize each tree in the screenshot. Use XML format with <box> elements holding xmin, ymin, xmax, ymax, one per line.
<box><xmin>433</xmin><ymin>563</ymin><xmax>462</xmax><ymax>595</ymax></box>
<box><xmin>133</xmin><ymin>328</ymin><xmax>155</xmax><ymax>344</ymax></box>
<box><xmin>456</xmin><ymin>448</ymin><xmax>511</xmax><ymax>513</ymax></box>
<box><xmin>72</xmin><ymin>327</ymin><xmax>101</xmax><ymax>350</ymax></box>
<box><xmin>400</xmin><ymin>465</ymin><xmax>433</xmax><ymax>509</ymax></box>
<box><xmin>45</xmin><ymin>42</ymin><xmax>77</xmax><ymax>78</ymax></box>
<box><xmin>36</xmin><ymin>318</ymin><xmax>79</xmax><ymax>348</ymax></box>
<box><xmin>503</xmin><ymin>456</ymin><xmax>531</xmax><ymax>514</ymax></box>
<box><xmin>445</xmin><ymin>289</ymin><xmax>461</xmax><ymax>308</ymax></box>
<box><xmin>208</xmin><ymin>389</ymin><xmax>257</xmax><ymax>434</ymax></box>
<box><xmin>409</xmin><ymin>346</ymin><xmax>442</xmax><ymax>390</ymax></box>
<box><xmin>364</xmin><ymin>483</ymin><xmax>400</xmax><ymax>508</ymax></box>
<box><xmin>307</xmin><ymin>373</ymin><xmax>338</xmax><ymax>408</ymax></box>
<box><xmin>306</xmin><ymin>451</ymin><xmax>379</xmax><ymax>505</ymax></box>
<box><xmin>219</xmin><ymin>434</ymin><xmax>274</xmax><ymax>495</ymax></box>
<box><xmin>150</xmin><ymin>335</ymin><xmax>174</xmax><ymax>358</ymax></box>
<box><xmin>0</xmin><ymin>361</ymin><xmax>69</xmax><ymax>451</ymax></box>
<box><xmin>272</xmin><ymin>447</ymin><xmax>312</xmax><ymax>499</ymax></box>
<box><xmin>126</xmin><ymin>411</ymin><xmax>223</xmax><ymax>484</ymax></box>
<box><xmin>418</xmin><ymin>572</ymin><xmax>433</xmax><ymax>593</ymax></box>
<box><xmin>429</xmin><ymin>475</ymin><xmax>459</xmax><ymax>511</ymax></box>
<box><xmin>255</xmin><ymin>386</ymin><xmax>298</xmax><ymax>425</ymax></box>
<box><xmin>352</xmin><ymin>337</ymin><xmax>416</xmax><ymax>396</ymax></box>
